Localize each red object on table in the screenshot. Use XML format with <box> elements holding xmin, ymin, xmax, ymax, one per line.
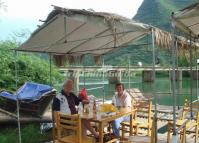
<box><xmin>79</xmin><ymin>88</ymin><xmax>88</xmax><ymax>100</ymax></box>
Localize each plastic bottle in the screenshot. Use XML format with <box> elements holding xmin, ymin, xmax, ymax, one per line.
<box><xmin>78</xmin><ymin>102</ymin><xmax>83</xmax><ymax>114</ymax></box>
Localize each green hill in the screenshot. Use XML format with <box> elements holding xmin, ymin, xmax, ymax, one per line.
<box><xmin>105</xmin><ymin>0</ymin><xmax>196</xmax><ymax>66</ymax></box>
<box><xmin>134</xmin><ymin>0</ymin><xmax>196</xmax><ymax>31</ymax></box>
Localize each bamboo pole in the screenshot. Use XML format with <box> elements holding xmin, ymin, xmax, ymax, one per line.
<box><xmin>171</xmin><ymin>17</ymin><xmax>178</xmax><ymax>143</ymax></box>
<box><xmin>152</xmin><ymin>28</ymin><xmax>157</xmax><ymax>143</ymax></box>
<box><xmin>15</xmin><ymin>51</ymin><xmax>22</xmax><ymax>143</ymax></box>
<box><xmin>102</xmin><ymin>56</ymin><xmax>105</xmax><ymax>103</ymax></box>
<box><xmin>189</xmin><ymin>32</ymin><xmax>193</xmax><ymax>118</ymax></box>
<box><xmin>128</xmin><ymin>54</ymin><xmax>131</xmax><ymax>89</ymax></box>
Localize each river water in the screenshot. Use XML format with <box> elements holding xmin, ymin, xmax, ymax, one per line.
<box><xmin>79</xmin><ymin>75</ymin><xmax>198</xmax><ymax>106</ymax></box>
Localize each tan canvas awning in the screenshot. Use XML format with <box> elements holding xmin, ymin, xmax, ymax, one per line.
<box><xmin>172</xmin><ymin>2</ymin><xmax>199</xmax><ymax>37</ymax></box>
<box><xmin>17</xmin><ymin>6</ymin><xmax>151</xmax><ymax>56</ymax></box>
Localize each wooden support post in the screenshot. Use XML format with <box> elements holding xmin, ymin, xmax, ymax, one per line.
<box><xmin>108</xmin><ymin>70</ymin><xmax>121</xmax><ymax>84</ymax></box>
<box><xmin>170</xmin><ymin>70</ymin><xmax>182</xmax><ymax>81</ymax></box>
<box><xmin>193</xmin><ymin>70</ymin><xmax>199</xmax><ymax>80</ymax></box>
<box><xmin>142</xmin><ymin>70</ymin><xmax>154</xmax><ymax>82</ymax></box>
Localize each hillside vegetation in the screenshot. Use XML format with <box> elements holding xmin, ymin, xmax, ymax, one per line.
<box><xmin>134</xmin><ymin>0</ymin><xmax>196</xmax><ymax>31</ymax></box>
<box><xmin>105</xmin><ymin>0</ymin><xmax>196</xmax><ymax>66</ymax></box>
<box><xmin>0</xmin><ymin>40</ymin><xmax>63</xmax><ymax>91</ymax></box>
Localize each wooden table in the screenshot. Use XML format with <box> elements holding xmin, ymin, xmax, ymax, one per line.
<box><xmin>81</xmin><ymin>108</ymin><xmax>136</xmax><ymax>143</ymax></box>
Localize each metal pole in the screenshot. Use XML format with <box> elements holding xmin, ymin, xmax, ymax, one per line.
<box><xmin>189</xmin><ymin>32</ymin><xmax>193</xmax><ymax>118</ymax></box>
<box><xmin>49</xmin><ymin>54</ymin><xmax>52</xmax><ymax>86</ymax></box>
<box><xmin>176</xmin><ymin>42</ymin><xmax>180</xmax><ymax>110</ymax></box>
<box><xmin>151</xmin><ymin>28</ymin><xmax>157</xmax><ymax>143</ymax></box>
<box><xmin>197</xmin><ymin>63</ymin><xmax>199</xmax><ymax>98</ymax></box>
<box><xmin>197</xmin><ymin>49</ymin><xmax>199</xmax><ymax>100</ymax></box>
<box><xmin>15</xmin><ymin>51</ymin><xmax>22</xmax><ymax>143</ymax></box>
<box><xmin>128</xmin><ymin>54</ymin><xmax>131</xmax><ymax>89</ymax></box>
<box><xmin>171</xmin><ymin>18</ymin><xmax>177</xmax><ymax>143</ymax></box>
<box><xmin>102</xmin><ymin>56</ymin><xmax>105</xmax><ymax>103</ymax></box>
<box><xmin>83</xmin><ymin>61</ymin><xmax>85</xmax><ymax>87</ymax></box>
<box><xmin>49</xmin><ymin>53</ymin><xmax>55</xmax><ymax>143</ymax></box>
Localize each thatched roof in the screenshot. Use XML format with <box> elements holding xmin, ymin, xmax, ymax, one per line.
<box><xmin>16</xmin><ymin>6</ymin><xmax>198</xmax><ymax>66</ymax></box>
<box><xmin>18</xmin><ymin>6</ymin><xmax>151</xmax><ymax>55</ymax></box>
<box><xmin>172</xmin><ymin>2</ymin><xmax>199</xmax><ymax>37</ymax></box>
<box><xmin>154</xmin><ymin>27</ymin><xmax>199</xmax><ymax>50</ymax></box>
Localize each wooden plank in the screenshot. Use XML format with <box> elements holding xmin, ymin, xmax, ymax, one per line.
<box><xmin>0</xmin><ymin>108</ymin><xmax>17</xmax><ymax>118</ymax></box>
<box><xmin>60</xmin><ymin>125</ymin><xmax>78</xmax><ymax>130</ymax></box>
<box><xmin>60</xmin><ymin>119</ymin><xmax>78</xmax><ymax>125</ymax></box>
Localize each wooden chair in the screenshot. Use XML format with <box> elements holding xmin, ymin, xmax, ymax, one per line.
<box><xmin>179</xmin><ymin>99</ymin><xmax>190</xmax><ymax>120</ymax></box>
<box><xmin>52</xmin><ymin>111</ymin><xmax>58</xmax><ymax>142</ymax></box>
<box><xmin>121</xmin><ymin>99</ymin><xmax>152</xmax><ymax>140</ymax></box>
<box><xmin>183</xmin><ymin>102</ymin><xmax>199</xmax><ymax>143</ymax></box>
<box><xmin>55</xmin><ymin>112</ymin><xmax>94</xmax><ymax>143</ymax></box>
<box><xmin>184</xmin><ymin>111</ymin><xmax>199</xmax><ymax>143</ymax></box>
<box><xmin>126</xmin><ymin>115</ymin><xmax>165</xmax><ymax>143</ymax></box>
<box><xmin>167</xmin><ymin>99</ymin><xmax>191</xmax><ymax>143</ymax></box>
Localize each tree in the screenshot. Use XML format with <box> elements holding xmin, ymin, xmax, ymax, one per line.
<box><xmin>0</xmin><ymin>40</ymin><xmax>64</xmax><ymax>91</ymax></box>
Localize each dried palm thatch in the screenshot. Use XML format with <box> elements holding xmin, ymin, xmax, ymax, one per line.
<box><xmin>67</xmin><ymin>55</ymin><xmax>76</xmax><ymax>64</ymax></box>
<box><xmin>53</xmin><ymin>55</ymin><xmax>83</xmax><ymax>66</ymax></box>
<box><xmin>48</xmin><ymin>6</ymin><xmax>131</xmax><ymax>23</ymax></box>
<box><xmin>53</xmin><ymin>55</ymin><xmax>67</xmax><ymax>67</ymax></box>
<box><xmin>154</xmin><ymin>27</ymin><xmax>199</xmax><ymax>58</ymax></box>
<box><xmin>154</xmin><ymin>28</ymin><xmax>172</xmax><ymax>49</ymax></box>
<box><xmin>93</xmin><ymin>55</ymin><xmax>102</xmax><ymax>65</ymax></box>
<box><xmin>79</xmin><ymin>55</ymin><xmax>84</xmax><ymax>64</ymax></box>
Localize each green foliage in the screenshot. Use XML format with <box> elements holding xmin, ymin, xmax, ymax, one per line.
<box><xmin>134</xmin><ymin>0</ymin><xmax>196</xmax><ymax>31</ymax></box>
<box><xmin>132</xmin><ymin>0</ymin><xmax>196</xmax><ymax>66</ymax></box>
<box><xmin>0</xmin><ymin>124</ymin><xmax>51</xmax><ymax>143</ymax></box>
<box><xmin>178</xmin><ymin>56</ymin><xmax>189</xmax><ymax>67</ymax></box>
<box><xmin>0</xmin><ymin>40</ymin><xmax>63</xmax><ymax>91</ymax></box>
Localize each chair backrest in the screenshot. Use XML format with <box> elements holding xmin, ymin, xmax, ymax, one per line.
<box><xmin>196</xmin><ymin>111</ymin><xmax>199</xmax><ymax>125</ymax></box>
<box><xmin>135</xmin><ymin>99</ymin><xmax>152</xmax><ymax>125</ymax></box>
<box><xmin>56</xmin><ymin>112</ymin><xmax>82</xmax><ymax>143</ymax></box>
<box><xmin>150</xmin><ymin>115</ymin><xmax>156</xmax><ymax>143</ymax></box>
<box><xmin>180</xmin><ymin>99</ymin><xmax>190</xmax><ymax>120</ymax></box>
<box><xmin>192</xmin><ymin>100</ymin><xmax>199</xmax><ymax>124</ymax></box>
<box><xmin>126</xmin><ymin>88</ymin><xmax>146</xmax><ymax>104</ymax></box>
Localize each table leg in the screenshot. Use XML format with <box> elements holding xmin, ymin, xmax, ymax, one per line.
<box><xmin>182</xmin><ymin>126</ymin><xmax>186</xmax><ymax>143</ymax></box>
<box><xmin>99</xmin><ymin>122</ymin><xmax>104</xmax><ymax>143</ymax></box>
<box><xmin>130</xmin><ymin>113</ymin><xmax>133</xmax><ymax>136</ymax></box>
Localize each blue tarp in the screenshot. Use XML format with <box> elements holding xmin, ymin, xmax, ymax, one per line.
<box><xmin>0</xmin><ymin>82</ymin><xmax>53</xmax><ymax>102</ymax></box>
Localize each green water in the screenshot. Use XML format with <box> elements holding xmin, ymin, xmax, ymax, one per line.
<box><xmin>79</xmin><ymin>75</ymin><xmax>198</xmax><ymax>106</ymax></box>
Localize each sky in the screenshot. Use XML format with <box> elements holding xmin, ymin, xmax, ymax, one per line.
<box><xmin>0</xmin><ymin>0</ymin><xmax>143</xmax><ymax>41</ymax></box>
